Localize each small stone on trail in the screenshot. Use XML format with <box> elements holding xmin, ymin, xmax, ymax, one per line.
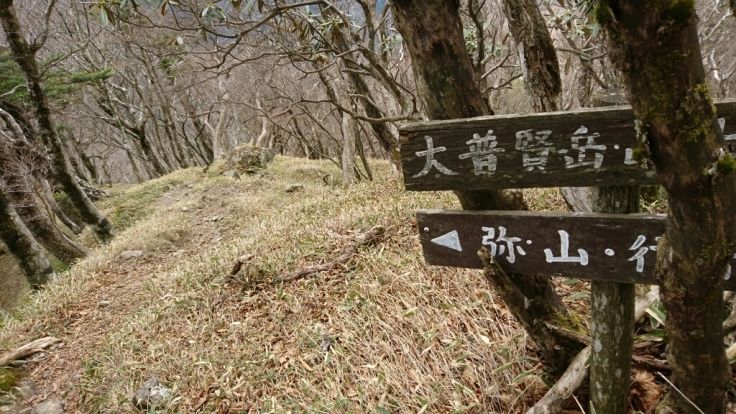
<box><xmin>180</xmin><ymin>206</ymin><xmax>189</xmax><ymax>212</ymax></box>
<box><xmin>29</xmin><ymin>400</ymin><xmax>64</xmax><ymax>414</ymax></box>
<box><xmin>222</xmin><ymin>169</ymin><xmax>241</xmax><ymax>180</ymax></box>
<box><xmin>203</xmin><ymin>215</ymin><xmax>223</xmax><ymax>223</ymax></box>
<box><xmin>120</xmin><ymin>250</ymin><xmax>144</xmax><ymax>259</ymax></box>
<box><xmin>285</xmin><ymin>184</ymin><xmax>304</xmax><ymax>193</ymax></box>
<box><xmin>132</xmin><ymin>377</ymin><xmax>172</xmax><ymax>411</ymax></box>
<box><xmin>98</xmin><ymin>301</ymin><xmax>111</xmax><ymax>308</ymax></box>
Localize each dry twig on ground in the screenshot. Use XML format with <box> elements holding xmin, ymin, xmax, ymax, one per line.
<box><xmin>276</xmin><ymin>225</ymin><xmax>386</xmax><ymax>283</ymax></box>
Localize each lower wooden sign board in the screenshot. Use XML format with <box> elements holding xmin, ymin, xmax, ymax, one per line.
<box><xmin>417</xmin><ymin>209</ymin><xmax>736</xmax><ymax>290</ymax></box>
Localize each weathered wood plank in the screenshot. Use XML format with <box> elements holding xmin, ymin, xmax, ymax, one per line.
<box><xmin>401</xmin><ymin>100</ymin><xmax>736</xmax><ymax>191</ymax></box>
<box><xmin>417</xmin><ymin>209</ymin><xmax>736</xmax><ymax>289</ymax></box>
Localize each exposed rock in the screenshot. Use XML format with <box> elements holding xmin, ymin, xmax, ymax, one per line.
<box><xmin>203</xmin><ymin>215</ymin><xmax>223</xmax><ymax>223</ymax></box>
<box><xmin>222</xmin><ymin>144</ymin><xmax>275</xmax><ymax>175</ymax></box>
<box><xmin>131</xmin><ymin>377</ymin><xmax>171</xmax><ymax>411</ymax></box>
<box><xmin>222</xmin><ymin>169</ymin><xmax>240</xmax><ymax>180</ymax></box>
<box><xmin>30</xmin><ymin>400</ymin><xmax>64</xmax><ymax>414</ymax></box>
<box><xmin>0</xmin><ymin>377</ymin><xmax>36</xmax><ymax>414</ymax></box>
<box><xmin>120</xmin><ymin>250</ymin><xmax>144</xmax><ymax>259</ymax></box>
<box><xmin>180</xmin><ymin>206</ymin><xmax>189</xmax><ymax>212</ymax></box>
<box><xmin>285</xmin><ymin>184</ymin><xmax>304</xmax><ymax>193</ymax></box>
<box><xmin>98</xmin><ymin>300</ymin><xmax>111</xmax><ymax>308</ymax></box>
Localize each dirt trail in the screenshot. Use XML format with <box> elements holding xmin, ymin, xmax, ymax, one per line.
<box><xmin>5</xmin><ymin>184</ymin><xmax>236</xmax><ymax>413</ymax></box>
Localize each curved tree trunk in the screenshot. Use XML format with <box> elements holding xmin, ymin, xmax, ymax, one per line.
<box><xmin>600</xmin><ymin>2</ymin><xmax>736</xmax><ymax>413</ymax></box>
<box><xmin>0</xmin><ymin>0</ymin><xmax>115</xmax><ymax>243</ymax></box>
<box><xmin>38</xmin><ymin>177</ymin><xmax>83</xmax><ymax>235</ymax></box>
<box><xmin>0</xmin><ymin>185</ymin><xmax>55</xmax><ymax>288</ymax></box>
<box><xmin>391</xmin><ymin>0</ymin><xmax>584</xmax><ymax>374</ymax></box>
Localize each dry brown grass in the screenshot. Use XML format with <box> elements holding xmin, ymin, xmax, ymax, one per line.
<box><xmin>0</xmin><ymin>156</ymin><xmax>584</xmax><ymax>413</ymax></box>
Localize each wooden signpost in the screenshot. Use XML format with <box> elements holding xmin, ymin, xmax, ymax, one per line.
<box><xmin>401</xmin><ymin>99</ymin><xmax>736</xmax><ymax>412</ymax></box>
<box><xmin>400</xmin><ymin>99</ymin><xmax>736</xmax><ymax>290</ymax></box>
<box><xmin>401</xmin><ymin>100</ymin><xmax>736</xmax><ymax>191</ymax></box>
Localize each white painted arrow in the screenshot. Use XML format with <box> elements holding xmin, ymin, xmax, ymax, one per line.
<box><xmin>431</xmin><ymin>230</ymin><xmax>462</xmax><ymax>252</ymax></box>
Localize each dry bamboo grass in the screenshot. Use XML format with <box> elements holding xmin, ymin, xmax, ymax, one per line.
<box><xmin>0</xmin><ymin>157</ymin><xmax>582</xmax><ymax>413</ymax></box>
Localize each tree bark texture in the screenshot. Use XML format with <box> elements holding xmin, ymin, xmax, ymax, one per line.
<box><xmin>340</xmin><ymin>100</ymin><xmax>357</xmax><ymax>187</ymax></box>
<box><xmin>501</xmin><ymin>0</ymin><xmax>561</xmax><ymax>112</ymax></box>
<box><xmin>600</xmin><ymin>2</ymin><xmax>736</xmax><ymax>413</ymax></box>
<box><xmin>4</xmin><ymin>172</ymin><xmax>88</xmax><ymax>264</ymax></box>
<box><xmin>589</xmin><ymin>186</ymin><xmax>639</xmax><ymax>414</ymax></box>
<box><xmin>391</xmin><ymin>0</ymin><xmax>584</xmax><ymax>374</ymax></box>
<box><xmin>0</xmin><ymin>185</ymin><xmax>55</xmax><ymax>288</ymax></box>
<box><xmin>0</xmin><ymin>0</ymin><xmax>115</xmax><ymax>243</ymax></box>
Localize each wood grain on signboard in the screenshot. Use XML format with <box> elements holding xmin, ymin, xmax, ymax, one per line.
<box><xmin>416</xmin><ymin>210</ymin><xmax>736</xmax><ymax>290</ymax></box>
<box><xmin>401</xmin><ymin>100</ymin><xmax>736</xmax><ymax>191</ymax></box>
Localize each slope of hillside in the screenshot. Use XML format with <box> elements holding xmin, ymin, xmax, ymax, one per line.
<box><xmin>0</xmin><ymin>156</ymin><xmax>575</xmax><ymax>413</ymax></box>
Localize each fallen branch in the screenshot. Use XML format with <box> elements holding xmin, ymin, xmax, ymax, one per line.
<box><xmin>526</xmin><ymin>346</ymin><xmax>592</xmax><ymax>414</ymax></box>
<box><xmin>526</xmin><ymin>286</ymin><xmax>660</xmax><ymax>414</ymax></box>
<box><xmin>631</xmin><ymin>355</ymin><xmax>670</xmax><ymax>372</ymax></box>
<box><xmin>276</xmin><ymin>225</ymin><xmax>385</xmax><ymax>283</ymax></box>
<box><xmin>0</xmin><ymin>336</ymin><xmax>61</xmax><ymax>366</ymax></box>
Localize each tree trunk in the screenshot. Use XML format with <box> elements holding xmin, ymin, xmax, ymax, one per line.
<box><xmin>502</xmin><ymin>0</ymin><xmax>592</xmax><ymax>220</ymax></box>
<box><xmin>391</xmin><ymin>0</ymin><xmax>584</xmax><ymax>374</ymax></box>
<box><xmin>341</xmin><ymin>112</ymin><xmax>356</xmax><ymax>187</ymax></box>
<box><xmin>123</xmin><ymin>143</ymin><xmax>145</xmax><ymax>183</ymax></box>
<box><xmin>600</xmin><ymin>2</ymin><xmax>736</xmax><ymax>413</ymax></box>
<box><xmin>38</xmin><ymin>178</ymin><xmax>83</xmax><ymax>235</ymax></box>
<box><xmin>0</xmin><ymin>0</ymin><xmax>115</xmax><ymax>243</ymax></box>
<box><xmin>327</xmin><ymin>23</ymin><xmax>401</xmax><ymax>169</ymax></box>
<box><xmin>0</xmin><ymin>185</ymin><xmax>55</xmax><ymax>288</ymax></box>
<box><xmin>501</xmin><ymin>0</ymin><xmax>561</xmax><ymax>112</ymax></box>
<box><xmin>179</xmin><ymin>92</ymin><xmax>214</xmax><ymax>164</ymax></box>
<box><xmin>4</xmin><ymin>172</ymin><xmax>88</xmax><ymax>264</ymax></box>
<box><xmin>589</xmin><ymin>186</ymin><xmax>639</xmax><ymax>414</ymax></box>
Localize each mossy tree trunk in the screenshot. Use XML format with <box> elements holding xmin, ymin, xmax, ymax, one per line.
<box><xmin>0</xmin><ymin>0</ymin><xmax>115</xmax><ymax>243</ymax></box>
<box><xmin>391</xmin><ymin>0</ymin><xmax>585</xmax><ymax>374</ymax></box>
<box><xmin>599</xmin><ymin>2</ymin><xmax>736</xmax><ymax>413</ymax></box>
<box><xmin>0</xmin><ymin>185</ymin><xmax>55</xmax><ymax>288</ymax></box>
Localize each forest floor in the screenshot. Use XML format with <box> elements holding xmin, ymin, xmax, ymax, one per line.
<box><xmin>0</xmin><ymin>156</ymin><xmax>666</xmax><ymax>413</ymax></box>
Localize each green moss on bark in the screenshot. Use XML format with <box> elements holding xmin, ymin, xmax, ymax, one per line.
<box><xmin>667</xmin><ymin>0</ymin><xmax>695</xmax><ymax>25</ymax></box>
<box><xmin>594</xmin><ymin>3</ymin><xmax>613</xmax><ymax>25</ymax></box>
<box><xmin>717</xmin><ymin>153</ymin><xmax>736</xmax><ymax>175</ymax></box>
<box><xmin>675</xmin><ymin>83</ymin><xmax>715</xmax><ymax>143</ymax></box>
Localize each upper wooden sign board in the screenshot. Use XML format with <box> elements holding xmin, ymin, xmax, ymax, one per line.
<box><xmin>400</xmin><ymin>100</ymin><xmax>736</xmax><ymax>191</ymax></box>
<box><xmin>417</xmin><ymin>209</ymin><xmax>736</xmax><ymax>290</ymax></box>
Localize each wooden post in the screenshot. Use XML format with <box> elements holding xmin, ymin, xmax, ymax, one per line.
<box><xmin>589</xmin><ymin>186</ymin><xmax>639</xmax><ymax>414</ymax></box>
